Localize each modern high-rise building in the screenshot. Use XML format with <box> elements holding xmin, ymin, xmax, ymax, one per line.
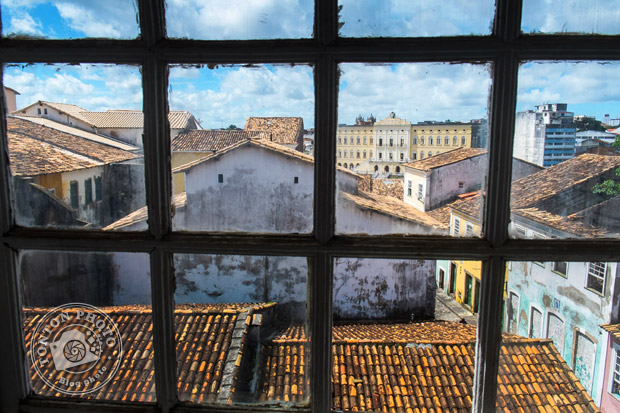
<box><xmin>514</xmin><ymin>103</ymin><xmax>576</xmax><ymax>167</ymax></box>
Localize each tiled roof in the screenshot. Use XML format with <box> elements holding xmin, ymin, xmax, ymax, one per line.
<box><xmin>13</xmin><ymin>116</ymin><xmax>140</xmax><ymax>152</ymax></box>
<box><xmin>81</xmin><ymin>110</ymin><xmax>194</xmax><ymax>129</ymax></box>
<box><xmin>601</xmin><ymin>323</ymin><xmax>620</xmax><ymax>341</ymax></box>
<box><xmin>403</xmin><ymin>148</ymin><xmax>487</xmax><ymax>172</ymax></box>
<box><xmin>259</xmin><ymin>321</ymin><xmax>599</xmax><ymax>412</ymax></box>
<box><xmin>513</xmin><ymin>207</ymin><xmax>610</xmax><ymax>238</ymax></box>
<box><xmin>7</xmin><ymin>117</ymin><xmax>139</xmax><ymax>176</ymax></box>
<box><xmin>451</xmin><ymin>193</ymin><xmax>482</xmax><ymax>220</ymax></box>
<box><xmin>171</xmin><ymin>130</ymin><xmax>266</xmax><ymax>152</ymax></box>
<box><xmin>244</xmin><ymin>117</ymin><xmax>303</xmax><ymax>145</ymax></box>
<box><xmin>102</xmin><ymin>192</ymin><xmax>186</xmax><ymax>231</ymax></box>
<box><xmin>511</xmin><ymin>154</ymin><xmax>620</xmax><ymax>209</ymax></box>
<box><xmin>23</xmin><ymin>303</ymin><xmax>274</xmax><ymax>404</ymax></box>
<box><xmin>340</xmin><ymin>190</ymin><xmax>448</xmax><ymax>232</ymax></box>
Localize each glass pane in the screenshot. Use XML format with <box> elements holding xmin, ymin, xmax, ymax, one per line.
<box><xmin>511</xmin><ymin>61</ymin><xmax>620</xmax><ymax>239</ymax></box>
<box><xmin>338</xmin><ymin>0</ymin><xmax>495</xmax><ymax>37</ymax></box>
<box><xmin>1</xmin><ymin>0</ymin><xmax>139</xmax><ymax>39</ymax></box>
<box><xmin>332</xmin><ymin>258</ymin><xmax>480</xmax><ymax>411</ymax></box>
<box><xmin>167</xmin><ymin>64</ymin><xmax>314</xmax><ymax>234</ymax></box>
<box><xmin>501</xmin><ymin>261</ymin><xmax>617</xmax><ymax>408</ymax></box>
<box><xmin>174</xmin><ymin>253</ymin><xmax>309</xmax><ymax>406</ymax></box>
<box><xmin>21</xmin><ymin>250</ymin><xmax>154</xmax><ymax>403</ymax></box>
<box><xmin>4</xmin><ymin>64</ymin><xmax>146</xmax><ymax>231</ymax></box>
<box><xmin>522</xmin><ymin>0</ymin><xmax>620</xmax><ymax>35</ymax></box>
<box><xmin>336</xmin><ymin>63</ymin><xmax>491</xmax><ymax>236</ymax></box>
<box><xmin>165</xmin><ymin>0</ymin><xmax>313</xmax><ymax>40</ymax></box>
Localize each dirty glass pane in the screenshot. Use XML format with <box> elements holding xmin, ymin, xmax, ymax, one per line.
<box><xmin>500</xmin><ymin>261</ymin><xmax>619</xmax><ymax>409</ymax></box>
<box><xmin>331</xmin><ymin>258</ymin><xmax>480</xmax><ymax>411</ymax></box>
<box><xmin>173</xmin><ymin>253</ymin><xmax>309</xmax><ymax>406</ymax></box>
<box><xmin>338</xmin><ymin>0</ymin><xmax>495</xmax><ymax>38</ymax></box>
<box><xmin>168</xmin><ymin>64</ymin><xmax>314</xmax><ymax>234</ymax></box>
<box><xmin>165</xmin><ymin>0</ymin><xmax>313</xmax><ymax>40</ymax></box>
<box><xmin>522</xmin><ymin>0</ymin><xmax>620</xmax><ymax>35</ymax></box>
<box><xmin>1</xmin><ymin>0</ymin><xmax>139</xmax><ymax>39</ymax></box>
<box><xmin>20</xmin><ymin>250</ymin><xmax>154</xmax><ymax>403</ymax></box>
<box><xmin>335</xmin><ymin>62</ymin><xmax>491</xmax><ymax>236</ymax></box>
<box><xmin>510</xmin><ymin>61</ymin><xmax>620</xmax><ymax>239</ymax></box>
<box><xmin>4</xmin><ymin>64</ymin><xmax>146</xmax><ymax>231</ymax></box>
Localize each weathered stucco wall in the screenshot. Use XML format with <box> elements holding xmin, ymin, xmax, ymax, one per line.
<box><xmin>182</xmin><ymin>145</ymin><xmax>314</xmax><ymax>233</ymax></box>
<box><xmin>427</xmin><ymin>155</ymin><xmax>486</xmax><ymax>210</ymax></box>
<box><xmin>333</xmin><ymin>258</ymin><xmax>436</xmax><ymax>320</ymax></box>
<box><xmin>173</xmin><ymin>254</ymin><xmax>308</xmax><ymax>322</ymax></box>
<box><xmin>506</xmin><ymin>261</ymin><xmax>619</xmax><ymax>404</ymax></box>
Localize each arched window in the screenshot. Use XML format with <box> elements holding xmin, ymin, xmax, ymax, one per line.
<box><xmin>436</xmin><ymin>151</ymin><xmax>440</xmax><ymax>155</ymax></box>
<box><xmin>350</xmin><ymin>150</ymin><xmax>354</xmax><ymax>158</ymax></box>
<box><xmin>395</xmin><ymin>166</ymin><xmax>400</xmax><ymax>173</ymax></box>
<box><xmin>344</xmin><ymin>137</ymin><xmax>347</xmax><ymax>144</ymax></box>
<box><xmin>384</xmin><ymin>165</ymin><xmax>389</xmax><ymax>173</ymax></box>
<box><xmin>421</xmin><ymin>137</ymin><xmax>425</xmax><ymax>145</ymax></box>
<box><xmin>437</xmin><ymin>136</ymin><xmax>441</xmax><ymax>146</ymax></box>
<box><xmin>462</xmin><ymin>136</ymin><xmax>466</xmax><ymax>145</ymax></box>
<box><xmin>412</xmin><ymin>137</ymin><xmax>417</xmax><ymax>145</ymax></box>
<box><xmin>363</xmin><ymin>136</ymin><xmax>366</xmax><ymax>144</ymax></box>
<box><xmin>429</xmin><ymin>137</ymin><xmax>433</xmax><ymax>145</ymax></box>
<box><xmin>356</xmin><ymin>163</ymin><xmax>360</xmax><ymax>168</ymax></box>
<box><xmin>420</xmin><ymin>151</ymin><xmax>424</xmax><ymax>158</ymax></box>
<box><xmin>338</xmin><ymin>163</ymin><xmax>341</xmax><ymax>166</ymax></box>
<box><xmin>338</xmin><ymin>150</ymin><xmax>341</xmax><ymax>158</ymax></box>
<box><xmin>338</xmin><ymin>137</ymin><xmax>342</xmax><ymax>144</ymax></box>
<box><xmin>453</xmin><ymin>136</ymin><xmax>457</xmax><ymax>145</ymax></box>
<box><xmin>445</xmin><ymin>137</ymin><xmax>449</xmax><ymax>145</ymax></box>
<box><xmin>363</xmin><ymin>150</ymin><xmax>367</xmax><ymax>158</ymax></box>
<box><xmin>349</xmin><ymin>164</ymin><xmax>353</xmax><ymax>170</ymax></box>
<box><xmin>412</xmin><ymin>151</ymin><xmax>417</xmax><ymax>160</ymax></box>
<box><xmin>356</xmin><ymin>150</ymin><xmax>360</xmax><ymax>158</ymax></box>
<box><xmin>343</xmin><ymin>151</ymin><xmax>347</xmax><ymax>158</ymax></box>
<box><xmin>343</xmin><ymin>163</ymin><xmax>348</xmax><ymax>168</ymax></box>
<box><xmin>374</xmin><ymin>165</ymin><xmax>379</xmax><ymax>172</ymax></box>
<box><xmin>356</xmin><ymin>137</ymin><xmax>360</xmax><ymax>144</ymax></box>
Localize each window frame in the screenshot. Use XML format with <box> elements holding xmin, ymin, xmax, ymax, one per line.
<box><xmin>0</xmin><ymin>1</ymin><xmax>618</xmax><ymax>413</ymax></box>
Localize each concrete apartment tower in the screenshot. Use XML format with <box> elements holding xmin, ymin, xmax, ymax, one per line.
<box><xmin>514</xmin><ymin>103</ymin><xmax>576</xmax><ymax>167</ymax></box>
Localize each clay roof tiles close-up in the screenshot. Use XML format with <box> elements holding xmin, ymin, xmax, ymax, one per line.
<box><xmin>403</xmin><ymin>148</ymin><xmax>487</xmax><ymax>172</ymax></box>
<box><xmin>171</xmin><ymin>129</ymin><xmax>267</xmax><ymax>152</ymax></box>
<box><xmin>244</xmin><ymin>117</ymin><xmax>303</xmax><ymax>146</ymax></box>
<box><xmin>7</xmin><ymin>117</ymin><xmax>140</xmax><ymax>176</ymax></box>
<box><xmin>22</xmin><ymin>305</ymin><xmax>599</xmax><ymax>411</ymax></box>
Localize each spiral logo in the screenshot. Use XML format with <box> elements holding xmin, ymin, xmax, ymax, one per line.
<box><xmin>30</xmin><ymin>303</ymin><xmax>123</xmax><ymax>395</ymax></box>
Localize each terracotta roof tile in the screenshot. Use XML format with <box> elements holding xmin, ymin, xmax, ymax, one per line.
<box><xmin>258</xmin><ymin>322</ymin><xmax>599</xmax><ymax>412</ymax></box>
<box><xmin>511</xmin><ymin>154</ymin><xmax>620</xmax><ymax>210</ymax></box>
<box><xmin>80</xmin><ymin>110</ymin><xmax>194</xmax><ymax>129</ymax></box>
<box><xmin>601</xmin><ymin>323</ymin><xmax>620</xmax><ymax>341</ymax></box>
<box><xmin>244</xmin><ymin>117</ymin><xmax>303</xmax><ymax>146</ymax></box>
<box><xmin>339</xmin><ymin>190</ymin><xmax>448</xmax><ymax>232</ymax></box>
<box><xmin>102</xmin><ymin>192</ymin><xmax>186</xmax><ymax>231</ymax></box>
<box><xmin>403</xmin><ymin>148</ymin><xmax>487</xmax><ymax>172</ymax></box>
<box><xmin>513</xmin><ymin>207</ymin><xmax>610</xmax><ymax>238</ymax></box>
<box><xmin>171</xmin><ymin>130</ymin><xmax>267</xmax><ymax>152</ymax></box>
<box><xmin>7</xmin><ymin>117</ymin><xmax>139</xmax><ymax>176</ymax></box>
<box><xmin>24</xmin><ymin>303</ymin><xmax>274</xmax><ymax>404</ymax></box>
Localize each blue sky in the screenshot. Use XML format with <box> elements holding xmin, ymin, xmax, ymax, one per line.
<box><xmin>2</xmin><ymin>3</ymin><xmax>620</xmax><ymax>128</ymax></box>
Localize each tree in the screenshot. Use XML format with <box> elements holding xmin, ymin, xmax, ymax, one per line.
<box><xmin>592</xmin><ymin>136</ymin><xmax>620</xmax><ymax>195</ymax></box>
<box><xmin>225</xmin><ymin>124</ymin><xmax>240</xmax><ymax>130</ymax></box>
<box><xmin>575</xmin><ymin>116</ymin><xmax>605</xmax><ymax>132</ymax></box>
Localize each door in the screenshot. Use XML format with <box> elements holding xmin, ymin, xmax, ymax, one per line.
<box><xmin>449</xmin><ymin>263</ymin><xmax>457</xmax><ymax>295</ymax></box>
<box><xmin>438</xmin><ymin>269</ymin><xmax>445</xmax><ymax>290</ymax></box>
<box><xmin>465</xmin><ymin>273</ymin><xmax>473</xmax><ymax>307</ymax></box>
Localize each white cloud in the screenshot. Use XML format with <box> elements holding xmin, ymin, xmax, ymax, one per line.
<box><xmin>517</xmin><ymin>62</ymin><xmax>620</xmax><ymax>111</ymax></box>
<box><xmin>7</xmin><ymin>13</ymin><xmax>44</xmax><ymax>36</ymax></box>
<box><xmin>165</xmin><ymin>0</ymin><xmax>313</xmax><ymax>40</ymax></box>
<box><xmin>522</xmin><ymin>0</ymin><xmax>620</xmax><ymax>34</ymax></box>
<box><xmin>169</xmin><ymin>65</ymin><xmax>314</xmax><ymax>128</ymax></box>
<box><xmin>339</xmin><ymin>0</ymin><xmax>495</xmax><ymax>37</ymax></box>
<box><xmin>338</xmin><ymin>63</ymin><xmax>492</xmax><ymax>124</ymax></box>
<box><xmin>53</xmin><ymin>0</ymin><xmax>139</xmax><ymax>38</ymax></box>
<box><xmin>4</xmin><ymin>64</ymin><xmax>142</xmax><ymax>112</ymax></box>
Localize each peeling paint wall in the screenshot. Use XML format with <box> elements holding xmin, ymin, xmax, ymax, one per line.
<box><xmin>173</xmin><ymin>254</ymin><xmax>308</xmax><ymax>322</ymax></box>
<box><xmin>333</xmin><ymin>258</ymin><xmax>436</xmax><ymax>320</ymax></box>
<box><xmin>506</xmin><ymin>261</ymin><xmax>620</xmax><ymax>404</ymax></box>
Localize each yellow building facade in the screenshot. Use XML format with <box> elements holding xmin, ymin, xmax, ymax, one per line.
<box><xmin>336</xmin><ymin>115</ymin><xmax>475</xmax><ymax>175</ymax></box>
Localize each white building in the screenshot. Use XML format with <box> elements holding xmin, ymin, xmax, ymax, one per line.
<box><xmin>514</xmin><ymin>103</ymin><xmax>576</xmax><ymax>167</ymax></box>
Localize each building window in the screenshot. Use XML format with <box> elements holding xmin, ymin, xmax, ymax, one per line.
<box><xmin>369</xmin><ymin>150</ymin><xmax>373</xmax><ymax>158</ymax></box>
<box><xmin>400</xmin><ymin>153</ymin><xmax>404</xmax><ymax>161</ymax></box>
<box><xmin>612</xmin><ymin>350</ymin><xmax>620</xmax><ymax>398</ymax></box>
<box><xmin>420</xmin><ymin>151</ymin><xmax>424</xmax><ymax>159</ymax></box>
<box><xmin>379</xmin><ymin>138</ymin><xmax>383</xmax><ymax>146</ymax></box>
<box><xmin>84</xmin><ymin>178</ymin><xmax>93</xmax><ymax>204</ymax></box>
<box><xmin>553</xmin><ymin>262</ymin><xmax>567</xmax><ymax>276</ymax></box>
<box><xmin>462</xmin><ymin>136</ymin><xmax>466</xmax><ymax>145</ymax></box>
<box><xmin>338</xmin><ymin>137</ymin><xmax>341</xmax><ymax>144</ymax></box>
<box><xmin>69</xmin><ymin>180</ymin><xmax>79</xmax><ymax>209</ymax></box>
<box><xmin>389</xmin><ymin>138</ymin><xmax>393</xmax><ymax>146</ymax></box>
<box><xmin>453</xmin><ymin>136</ymin><xmax>457</xmax><ymax>145</ymax></box>
<box><xmin>586</xmin><ymin>262</ymin><xmax>606</xmax><ymax>294</ymax></box>
<box><xmin>465</xmin><ymin>224</ymin><xmax>474</xmax><ymax>237</ymax></box>
<box><xmin>370</xmin><ymin>138</ymin><xmax>373</xmax><ymax>144</ymax></box>
<box><xmin>529</xmin><ymin>307</ymin><xmax>543</xmax><ymax>338</ymax></box>
<box><xmin>453</xmin><ymin>218</ymin><xmax>461</xmax><ymax>236</ymax></box>
<box><xmin>421</xmin><ymin>137</ymin><xmax>425</xmax><ymax>145</ymax></box>
<box><xmin>338</xmin><ymin>150</ymin><xmax>341</xmax><ymax>158</ymax></box>
<box><xmin>429</xmin><ymin>137</ymin><xmax>433</xmax><ymax>145</ymax></box>
<box><xmin>218</xmin><ymin>173</ymin><xmax>224</xmax><ymax>183</ymax></box>
<box><xmin>344</xmin><ymin>137</ymin><xmax>347</xmax><ymax>144</ymax></box>
<box><xmin>356</xmin><ymin>150</ymin><xmax>360</xmax><ymax>158</ymax></box>
<box><xmin>437</xmin><ymin>137</ymin><xmax>441</xmax><ymax>146</ymax></box>
<box><xmin>407</xmin><ymin>180</ymin><xmax>412</xmax><ymax>196</ymax></box>
<box><xmin>412</xmin><ymin>152</ymin><xmax>417</xmax><ymax>160</ymax></box>
<box><xmin>378</xmin><ymin>153</ymin><xmax>382</xmax><ymax>159</ymax></box>
<box><xmin>412</xmin><ymin>137</ymin><xmax>417</xmax><ymax>145</ymax></box>
<box><xmin>357</xmin><ymin>137</ymin><xmax>360</xmax><ymax>144</ymax></box>
<box><xmin>458</xmin><ymin>181</ymin><xmax>464</xmax><ymax>189</ymax></box>
<box><xmin>44</xmin><ymin>108</ymin><xmax>48</xmax><ymax>115</ymax></box>
<box><xmin>37</xmin><ymin>108</ymin><xmax>41</xmax><ymax>115</ymax></box>
<box><xmin>294</xmin><ymin>177</ymin><xmax>299</xmax><ymax>184</ymax></box>
<box><xmin>363</xmin><ymin>137</ymin><xmax>366</xmax><ymax>144</ymax></box>
<box><xmin>400</xmin><ymin>138</ymin><xmax>404</xmax><ymax>146</ymax></box>
<box><xmin>363</xmin><ymin>150</ymin><xmax>366</xmax><ymax>158</ymax></box>
<box><xmin>445</xmin><ymin>137</ymin><xmax>449</xmax><ymax>145</ymax></box>
<box><xmin>94</xmin><ymin>176</ymin><xmax>102</xmax><ymax>201</ymax></box>
<box><xmin>417</xmin><ymin>183</ymin><xmax>423</xmax><ymax>200</ymax></box>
